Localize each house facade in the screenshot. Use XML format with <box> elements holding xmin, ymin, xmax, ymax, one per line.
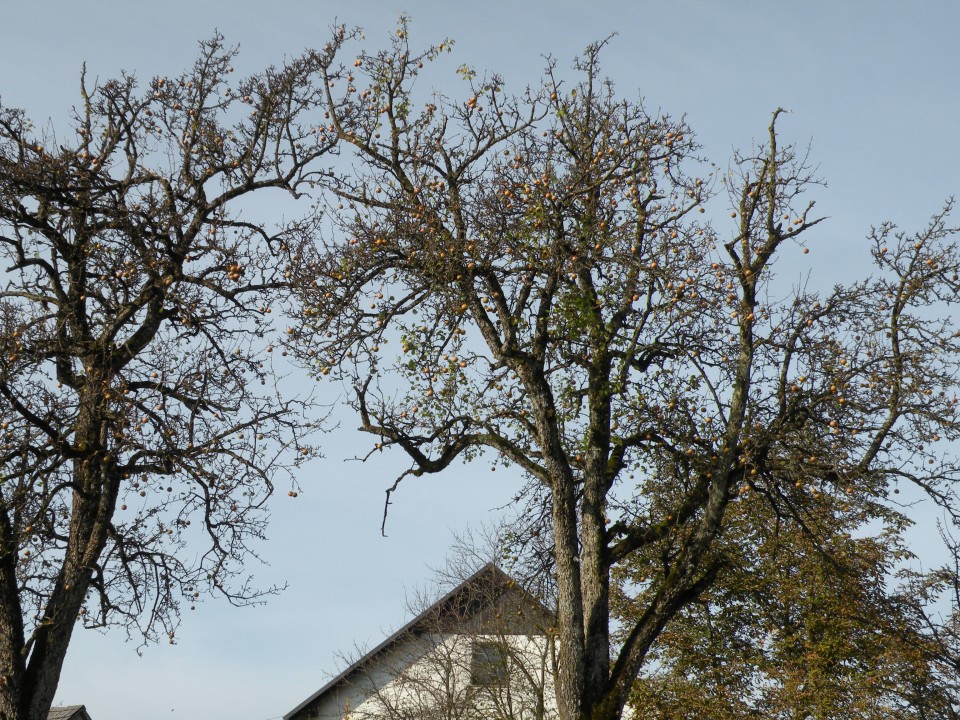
<box><xmin>285</xmin><ymin>564</ymin><xmax>557</xmax><ymax>720</ymax></box>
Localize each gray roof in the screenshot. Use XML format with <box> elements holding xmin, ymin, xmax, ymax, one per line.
<box><xmin>48</xmin><ymin>707</ymin><xmax>92</xmax><ymax>720</ymax></box>
<box><xmin>284</xmin><ymin>563</ymin><xmax>553</xmax><ymax>720</ymax></box>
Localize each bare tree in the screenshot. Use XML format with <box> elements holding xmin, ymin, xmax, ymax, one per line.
<box><xmin>295</xmin><ymin>26</ymin><xmax>960</xmax><ymax>720</ymax></box>
<box><xmin>0</xmin><ymin>31</ymin><xmax>350</xmax><ymax>720</ymax></box>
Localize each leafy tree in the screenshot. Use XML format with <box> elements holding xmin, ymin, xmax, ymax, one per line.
<box><xmin>619</xmin><ymin>489</ymin><xmax>960</xmax><ymax>719</ymax></box>
<box><xmin>296</xmin><ymin>28</ymin><xmax>960</xmax><ymax>720</ymax></box>
<box><xmin>0</xmin><ymin>33</ymin><xmax>339</xmax><ymax>720</ymax></box>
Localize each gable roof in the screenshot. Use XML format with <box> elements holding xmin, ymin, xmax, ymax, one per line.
<box><xmin>284</xmin><ymin>563</ymin><xmax>553</xmax><ymax>720</ymax></box>
<box><xmin>48</xmin><ymin>707</ymin><xmax>93</xmax><ymax>720</ymax></box>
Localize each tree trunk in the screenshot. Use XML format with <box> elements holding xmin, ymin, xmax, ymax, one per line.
<box><xmin>0</xmin><ymin>380</ymin><xmax>119</xmax><ymax>720</ymax></box>
<box><xmin>551</xmin><ymin>472</ymin><xmax>586</xmax><ymax>720</ymax></box>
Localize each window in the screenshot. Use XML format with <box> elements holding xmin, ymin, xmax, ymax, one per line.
<box><xmin>470</xmin><ymin>641</ymin><xmax>510</xmax><ymax>686</ymax></box>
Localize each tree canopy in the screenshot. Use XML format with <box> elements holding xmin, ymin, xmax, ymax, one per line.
<box><xmin>619</xmin><ymin>487</ymin><xmax>960</xmax><ymax>719</ymax></box>
<box><xmin>2</xmin><ymin>21</ymin><xmax>960</xmax><ymax>720</ymax></box>
<box><xmin>0</xmin><ymin>34</ymin><xmax>337</xmax><ymax>720</ymax></box>
<box><xmin>296</xmin><ymin>27</ymin><xmax>960</xmax><ymax>720</ymax></box>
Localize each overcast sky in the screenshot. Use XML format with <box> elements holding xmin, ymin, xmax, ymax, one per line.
<box><xmin>2</xmin><ymin>1</ymin><xmax>959</xmax><ymax>719</ymax></box>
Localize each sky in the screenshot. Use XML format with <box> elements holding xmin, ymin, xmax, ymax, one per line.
<box><xmin>1</xmin><ymin>1</ymin><xmax>959</xmax><ymax>718</ymax></box>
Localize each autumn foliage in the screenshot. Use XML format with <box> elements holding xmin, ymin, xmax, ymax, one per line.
<box><xmin>296</xmin><ymin>27</ymin><xmax>960</xmax><ymax>720</ymax></box>
<box><xmin>0</xmin><ymin>34</ymin><xmax>335</xmax><ymax>720</ymax></box>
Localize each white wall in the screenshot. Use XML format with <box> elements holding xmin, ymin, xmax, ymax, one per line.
<box><xmin>310</xmin><ymin>633</ymin><xmax>557</xmax><ymax>720</ymax></box>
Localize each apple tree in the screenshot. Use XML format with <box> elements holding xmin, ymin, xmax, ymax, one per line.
<box><xmin>0</xmin><ymin>32</ymin><xmax>349</xmax><ymax>720</ymax></box>
<box><xmin>296</xmin><ymin>29</ymin><xmax>960</xmax><ymax>720</ymax></box>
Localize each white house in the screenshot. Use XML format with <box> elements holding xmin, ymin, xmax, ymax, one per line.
<box><xmin>285</xmin><ymin>564</ymin><xmax>558</xmax><ymax>720</ymax></box>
